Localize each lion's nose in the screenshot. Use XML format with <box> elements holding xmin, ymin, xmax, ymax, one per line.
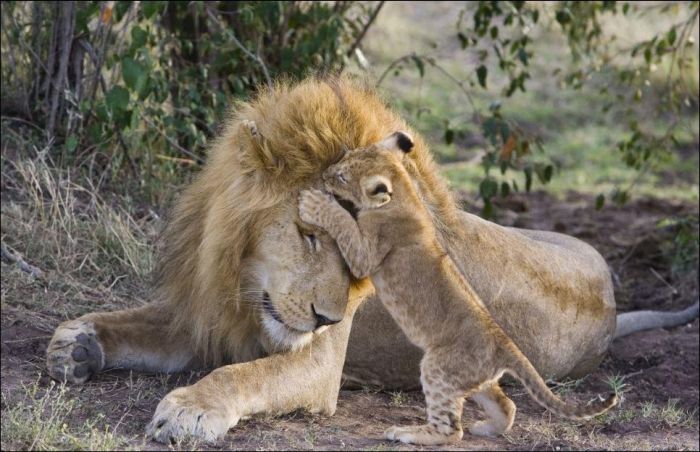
<box><xmin>312</xmin><ymin>304</ymin><xmax>342</xmax><ymax>328</ymax></box>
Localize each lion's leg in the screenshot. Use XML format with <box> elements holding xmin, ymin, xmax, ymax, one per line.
<box><xmin>147</xmin><ymin>298</ymin><xmax>362</xmax><ymax>444</ymax></box>
<box><xmin>47</xmin><ymin>303</ymin><xmax>195</xmax><ymax>384</ymax></box>
<box><xmin>468</xmin><ymin>382</ymin><xmax>516</xmax><ymax>437</ymax></box>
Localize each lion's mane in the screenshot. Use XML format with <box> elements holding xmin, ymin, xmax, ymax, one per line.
<box><xmin>155</xmin><ymin>76</ymin><xmax>459</xmax><ymax>365</ymax></box>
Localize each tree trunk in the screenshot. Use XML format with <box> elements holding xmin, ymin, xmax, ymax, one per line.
<box><xmin>47</xmin><ymin>1</ymin><xmax>76</xmax><ymax>140</ymax></box>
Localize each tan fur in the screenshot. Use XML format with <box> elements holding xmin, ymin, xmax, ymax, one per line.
<box><xmin>45</xmin><ymin>76</ymin><xmax>617</xmax><ymax>443</ymax></box>
<box><xmin>299</xmin><ymin>133</ymin><xmax>617</xmax><ymax>445</ymax></box>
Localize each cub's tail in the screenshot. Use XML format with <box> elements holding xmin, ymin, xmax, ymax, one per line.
<box><xmin>505</xmin><ymin>348</ymin><xmax>618</xmax><ymax>420</ymax></box>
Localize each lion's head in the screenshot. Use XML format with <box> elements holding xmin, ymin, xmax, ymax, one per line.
<box><xmin>156</xmin><ymin>76</ymin><xmax>457</xmax><ymax>364</ymax></box>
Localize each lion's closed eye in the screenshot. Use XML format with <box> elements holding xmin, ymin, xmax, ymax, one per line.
<box><xmin>296</xmin><ymin>223</ymin><xmax>321</xmax><ymax>252</ymax></box>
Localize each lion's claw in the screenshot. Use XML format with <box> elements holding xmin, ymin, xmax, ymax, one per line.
<box><xmin>147</xmin><ymin>386</ymin><xmax>237</xmax><ymax>444</ymax></box>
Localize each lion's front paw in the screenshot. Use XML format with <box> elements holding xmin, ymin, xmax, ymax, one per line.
<box><xmin>298</xmin><ymin>189</ymin><xmax>334</xmax><ymax>227</ymax></box>
<box><xmin>147</xmin><ymin>386</ymin><xmax>237</xmax><ymax>444</ymax></box>
<box><xmin>46</xmin><ymin>319</ymin><xmax>104</xmax><ymax>384</ymax></box>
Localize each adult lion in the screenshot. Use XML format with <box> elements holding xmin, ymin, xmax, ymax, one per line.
<box><xmin>46</xmin><ymin>76</ymin><xmax>699</xmax><ymax>443</ymax></box>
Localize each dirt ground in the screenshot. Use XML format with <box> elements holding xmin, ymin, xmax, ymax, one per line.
<box><xmin>1</xmin><ymin>191</ymin><xmax>698</xmax><ymax>451</ymax></box>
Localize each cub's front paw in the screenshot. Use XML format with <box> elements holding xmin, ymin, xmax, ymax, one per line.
<box><xmin>46</xmin><ymin>319</ymin><xmax>104</xmax><ymax>384</ymax></box>
<box><xmin>298</xmin><ymin>189</ymin><xmax>334</xmax><ymax>227</ymax></box>
<box><xmin>147</xmin><ymin>386</ymin><xmax>237</xmax><ymax>444</ymax></box>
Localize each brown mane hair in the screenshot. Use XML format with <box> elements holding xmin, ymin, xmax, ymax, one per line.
<box><xmin>155</xmin><ymin>75</ymin><xmax>460</xmax><ymax>365</ymax></box>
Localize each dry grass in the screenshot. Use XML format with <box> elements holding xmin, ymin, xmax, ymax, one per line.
<box><xmin>0</xmin><ymin>376</ymin><xmax>137</xmax><ymax>450</ymax></box>
<box><xmin>1</xmin><ymin>137</ymin><xmax>159</xmax><ymax>323</ymax></box>
<box><xmin>0</xmin><ymin>136</ymin><xmax>160</xmax><ymax>449</ymax></box>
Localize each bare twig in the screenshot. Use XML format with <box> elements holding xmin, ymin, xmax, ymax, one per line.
<box><xmin>1</xmin><ymin>116</ymin><xmax>45</xmax><ymax>132</ymax></box>
<box><xmin>649</xmin><ymin>267</ymin><xmax>679</xmax><ymax>295</ymax></box>
<box><xmin>230</xmin><ymin>30</ymin><xmax>272</xmax><ymax>86</ymax></box>
<box><xmin>343</xmin><ymin>1</ymin><xmax>385</xmax><ymax>63</ymax></box>
<box><xmin>205</xmin><ymin>6</ymin><xmax>272</xmax><ymax>86</ymax></box>
<box><xmin>376</xmin><ymin>54</ymin><xmax>414</xmax><ymax>87</ymax></box>
<box><xmin>377</xmin><ymin>53</ymin><xmax>482</xmax><ymax>122</ymax></box>
<box><xmin>113</xmin><ymin>123</ymin><xmax>139</xmax><ymax>178</ymax></box>
<box><xmin>1</xmin><ymin>242</ymin><xmax>44</xmax><ymax>278</ymax></box>
<box><xmin>141</xmin><ymin>116</ymin><xmax>204</xmax><ymax>164</ymax></box>
<box><xmin>155</xmin><ymin>154</ymin><xmax>197</xmax><ymax>166</ymax></box>
<box><xmin>424</xmin><ymin>57</ymin><xmax>481</xmax><ymax>123</ymax></box>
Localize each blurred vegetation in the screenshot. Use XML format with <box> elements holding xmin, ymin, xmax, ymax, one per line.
<box><xmin>1</xmin><ymin>1</ymin><xmax>698</xmax><ymax>212</ymax></box>
<box><xmin>1</xmin><ymin>1</ymin><xmax>383</xmax><ymax>202</ymax></box>
<box><xmin>367</xmin><ymin>1</ymin><xmax>699</xmax><ymax>214</ymax></box>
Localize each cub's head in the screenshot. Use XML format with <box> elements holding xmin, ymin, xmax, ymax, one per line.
<box><xmin>323</xmin><ymin>131</ymin><xmax>414</xmax><ymax>210</ymax></box>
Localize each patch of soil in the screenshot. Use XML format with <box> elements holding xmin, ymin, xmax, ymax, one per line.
<box><xmin>2</xmin><ymin>192</ymin><xmax>699</xmax><ymax>450</ymax></box>
<box><xmin>475</xmin><ymin>190</ymin><xmax>699</xmax><ymax>312</ymax></box>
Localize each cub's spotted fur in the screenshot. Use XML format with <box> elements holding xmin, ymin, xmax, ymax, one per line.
<box><xmin>298</xmin><ymin>132</ymin><xmax>617</xmax><ymax>445</ymax></box>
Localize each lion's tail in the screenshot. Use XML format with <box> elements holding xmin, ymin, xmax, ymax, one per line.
<box><xmin>504</xmin><ymin>346</ymin><xmax>618</xmax><ymax>420</ymax></box>
<box><xmin>615</xmin><ymin>301</ymin><xmax>699</xmax><ymax>338</ymax></box>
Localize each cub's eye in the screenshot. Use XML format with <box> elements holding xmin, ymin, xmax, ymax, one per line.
<box><xmin>304</xmin><ymin>233</ymin><xmax>320</xmax><ymax>252</ymax></box>
<box><xmin>337</xmin><ymin>173</ymin><xmax>348</xmax><ymax>184</ymax></box>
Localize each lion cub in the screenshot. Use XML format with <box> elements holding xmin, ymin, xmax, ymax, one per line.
<box><xmin>298</xmin><ymin>131</ymin><xmax>617</xmax><ymax>445</ymax></box>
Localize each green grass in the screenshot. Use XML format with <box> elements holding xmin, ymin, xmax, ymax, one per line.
<box><xmin>440</xmin><ymin>118</ymin><xmax>699</xmax><ymax>203</ymax></box>
<box><xmin>597</xmin><ymin>399</ymin><xmax>699</xmax><ymax>429</ymax></box>
<box><xmin>389</xmin><ymin>391</ymin><xmax>408</xmax><ymax>407</ymax></box>
<box><xmin>605</xmin><ymin>374</ymin><xmax>630</xmax><ymax>399</ymax></box>
<box><xmin>0</xmin><ymin>378</ymin><xmax>138</xmax><ymax>450</ymax></box>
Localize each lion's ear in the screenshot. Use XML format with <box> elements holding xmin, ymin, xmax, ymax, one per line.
<box><xmin>238</xmin><ymin>119</ymin><xmax>281</xmax><ymax>173</ymax></box>
<box><xmin>376</xmin><ymin>131</ymin><xmax>414</xmax><ymax>158</ymax></box>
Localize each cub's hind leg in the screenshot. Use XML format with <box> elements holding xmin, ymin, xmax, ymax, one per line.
<box><xmin>385</xmin><ymin>386</ymin><xmax>464</xmax><ymax>445</ymax></box>
<box><xmin>385</xmin><ymin>355</ymin><xmax>471</xmax><ymax>445</ymax></box>
<box><xmin>469</xmin><ymin>382</ymin><xmax>516</xmax><ymax>437</ymax></box>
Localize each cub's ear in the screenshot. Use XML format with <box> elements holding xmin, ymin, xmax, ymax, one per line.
<box><xmin>361</xmin><ymin>175</ymin><xmax>393</xmax><ymax>208</ymax></box>
<box><xmin>376</xmin><ymin>131</ymin><xmax>414</xmax><ymax>157</ymax></box>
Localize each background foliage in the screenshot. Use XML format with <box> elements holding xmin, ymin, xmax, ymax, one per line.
<box><xmin>1</xmin><ymin>1</ymin><xmax>382</xmax><ymax>201</ymax></box>
<box><xmin>369</xmin><ymin>1</ymin><xmax>698</xmax><ymax>213</ymax></box>
<box><xmin>1</xmin><ymin>1</ymin><xmax>698</xmax><ymax>210</ymax></box>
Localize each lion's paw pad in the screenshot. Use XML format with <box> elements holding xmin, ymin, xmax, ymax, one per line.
<box><xmin>46</xmin><ymin>320</ymin><xmax>104</xmax><ymax>384</ymax></box>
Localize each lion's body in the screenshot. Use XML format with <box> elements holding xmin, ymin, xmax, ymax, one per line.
<box><xmin>345</xmin><ymin>215</ymin><xmax>617</xmax><ymax>388</ymax></box>
<box><xmin>47</xmin><ymin>77</ymin><xmax>622</xmax><ymax>443</ymax></box>
<box><xmin>298</xmin><ymin>135</ymin><xmax>616</xmax><ymax>445</ymax></box>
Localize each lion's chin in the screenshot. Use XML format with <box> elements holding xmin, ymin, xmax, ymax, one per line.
<box><xmin>261</xmin><ymin>315</ymin><xmax>313</xmax><ymax>352</ymax></box>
